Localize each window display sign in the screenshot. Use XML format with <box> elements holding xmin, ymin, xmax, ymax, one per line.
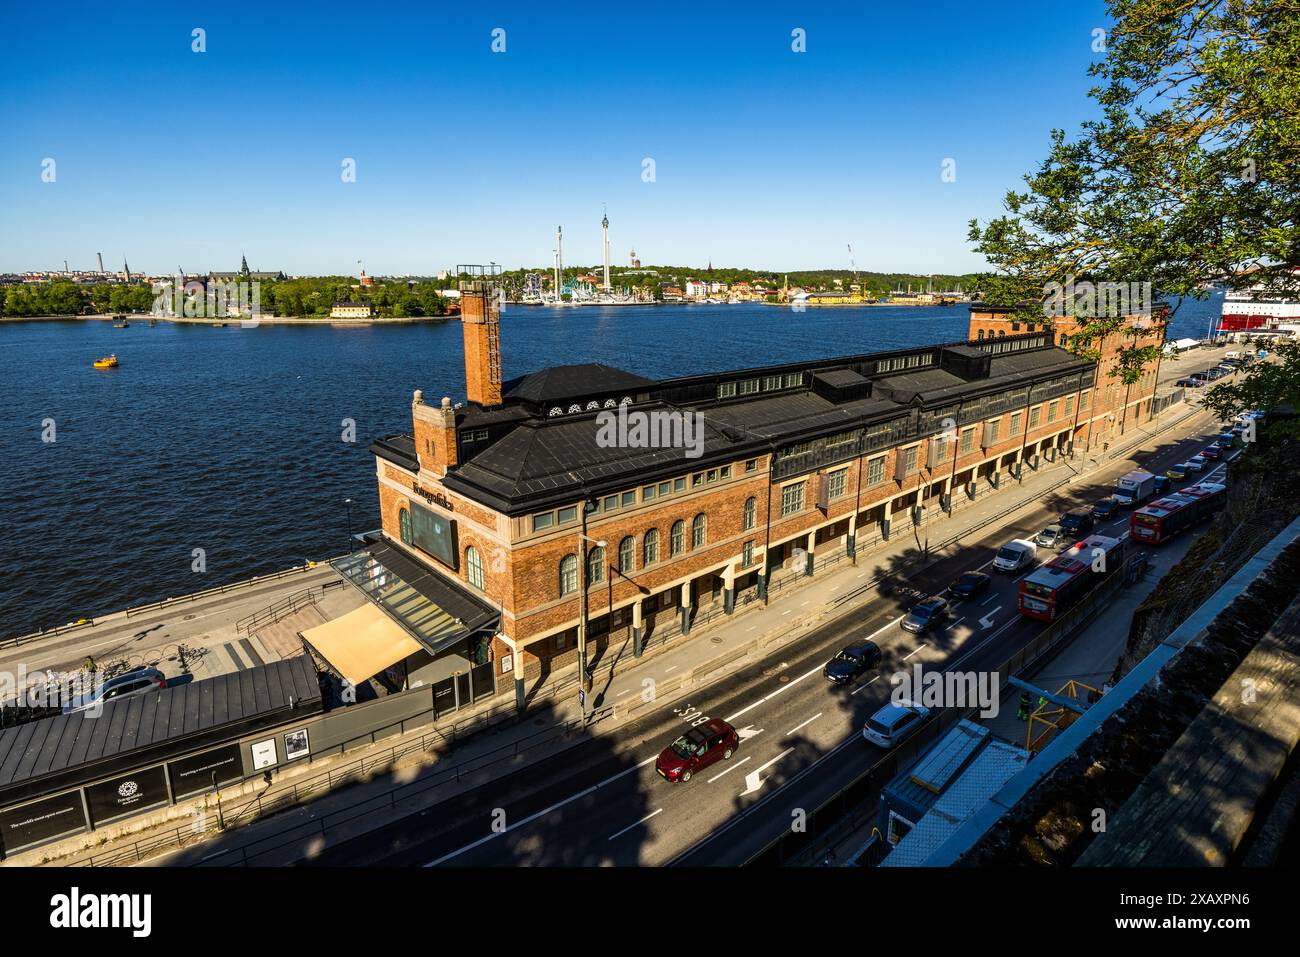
<box><xmin>283</xmin><ymin>728</ymin><xmax>310</xmax><ymax>762</ymax></box>
<box><xmin>0</xmin><ymin>791</ymin><xmax>88</xmax><ymax>857</ymax></box>
<box><xmin>85</xmin><ymin>766</ymin><xmax>169</xmax><ymax>826</ymax></box>
<box><xmin>168</xmin><ymin>743</ymin><xmax>244</xmax><ymax>799</ymax></box>
<box><xmin>251</xmin><ymin>737</ymin><xmax>278</xmax><ymax>770</ymax></box>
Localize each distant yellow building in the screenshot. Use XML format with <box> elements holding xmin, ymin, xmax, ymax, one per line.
<box><xmin>331</xmin><ymin>301</ymin><xmax>374</xmax><ymax>319</ymax></box>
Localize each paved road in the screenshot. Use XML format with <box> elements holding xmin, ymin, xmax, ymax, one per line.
<box><xmin>300</xmin><ymin>404</ymin><xmax>1235</xmax><ymax>867</ymax></box>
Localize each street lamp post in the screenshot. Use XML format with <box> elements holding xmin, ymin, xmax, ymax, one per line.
<box><xmin>577</xmin><ymin>499</ymin><xmax>603</xmax><ymax>716</ymax></box>
<box><xmin>343</xmin><ymin>498</ymin><xmax>355</xmax><ymax>554</ymax></box>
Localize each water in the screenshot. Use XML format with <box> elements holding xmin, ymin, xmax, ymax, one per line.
<box><xmin>0</xmin><ymin>293</ymin><xmax>1222</xmax><ymax>636</ymax></box>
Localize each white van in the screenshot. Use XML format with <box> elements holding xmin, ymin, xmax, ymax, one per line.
<box><xmin>1224</xmin><ymin>350</ymin><xmax>1242</xmax><ymax>359</ymax></box>
<box><xmin>992</xmin><ymin>539</ymin><xmax>1038</xmax><ymax>573</ymax></box>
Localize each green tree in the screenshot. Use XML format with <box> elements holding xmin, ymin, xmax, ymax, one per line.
<box><xmin>1201</xmin><ymin>342</ymin><xmax>1300</xmax><ymax>440</ymax></box>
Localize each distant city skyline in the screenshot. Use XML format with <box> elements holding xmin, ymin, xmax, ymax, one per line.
<box><xmin>1</xmin><ymin>0</ymin><xmax>1115</xmax><ymax>276</ymax></box>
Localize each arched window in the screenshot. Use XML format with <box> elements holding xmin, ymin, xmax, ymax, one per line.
<box><xmin>743</xmin><ymin>496</ymin><xmax>757</xmax><ymax>530</ymax></box>
<box><xmin>398</xmin><ymin>507</ymin><xmax>412</xmax><ymax>544</ymax></box>
<box><xmin>618</xmin><ymin>536</ymin><xmax>635</xmax><ymax>575</ymax></box>
<box><xmin>465</xmin><ymin>546</ymin><xmax>484</xmax><ymax>590</ymax></box>
<box><xmin>977</xmin><ymin>329</ymin><xmax>985</xmax><ymax>340</ymax></box>
<box><xmin>1059</xmin><ymin>333</ymin><xmax>1068</xmax><ymax>347</ymax></box>
<box><xmin>670</xmin><ymin>520</ymin><xmax>685</xmax><ymax>556</ymax></box>
<box><xmin>643</xmin><ymin>528</ymin><xmax>659</xmax><ymax>565</ymax></box>
<box><xmin>692</xmin><ymin>513</ymin><xmax>707</xmax><ymax>548</ymax></box>
<box><xmin>559</xmin><ymin>554</ymin><xmax>578</xmax><ymax>595</ymax></box>
<box><xmin>586</xmin><ymin>545</ymin><xmax>605</xmax><ymax>585</ymax></box>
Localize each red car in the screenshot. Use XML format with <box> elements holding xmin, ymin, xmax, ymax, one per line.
<box><xmin>655</xmin><ymin>718</ymin><xmax>739</xmax><ymax>782</ymax></box>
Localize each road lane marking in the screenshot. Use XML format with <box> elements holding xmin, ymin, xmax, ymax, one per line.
<box><xmin>980</xmin><ymin>595</ymin><xmax>996</xmax><ymax>606</ymax></box>
<box><xmin>903</xmin><ymin>645</ymin><xmax>927</xmax><ymax>660</ymax></box>
<box><xmin>608</xmin><ymin>808</ymin><xmax>663</xmax><ymax>841</ymax></box>
<box><xmin>740</xmin><ymin>748</ymin><xmax>793</xmax><ymax>796</ymax></box>
<box><xmin>425</xmin><ymin>756</ymin><xmax>658</xmax><ymax>866</ymax></box>
<box><xmin>945</xmin><ymin>617</ymin><xmax>965</xmax><ymax>631</ymax></box>
<box><xmin>851</xmin><ymin>676</ymin><xmax>880</xmax><ymax>696</ymax></box>
<box><xmin>762</xmin><ymin>663</ymin><xmax>821</xmax><ymax>701</ymax></box>
<box><xmin>786</xmin><ymin>713</ymin><xmax>822</xmax><ymax>737</ymax></box>
<box><xmin>706</xmin><ymin>756</ymin><xmax>751</xmax><ymax>783</ymax></box>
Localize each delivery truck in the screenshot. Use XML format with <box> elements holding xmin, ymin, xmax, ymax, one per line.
<box><xmin>1113</xmin><ymin>469</ymin><xmax>1157</xmax><ymax>507</ymax></box>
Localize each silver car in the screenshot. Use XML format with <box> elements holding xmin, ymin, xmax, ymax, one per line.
<box><xmin>62</xmin><ymin>667</ymin><xmax>166</xmax><ymax>714</ymax></box>
<box><xmin>1035</xmin><ymin>524</ymin><xmax>1065</xmax><ymax>550</ymax></box>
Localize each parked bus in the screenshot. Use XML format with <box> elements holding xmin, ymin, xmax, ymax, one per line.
<box><xmin>1018</xmin><ymin>534</ymin><xmax>1126</xmax><ymax>622</ymax></box>
<box><xmin>1129</xmin><ymin>482</ymin><xmax>1227</xmax><ymax>544</ymax></box>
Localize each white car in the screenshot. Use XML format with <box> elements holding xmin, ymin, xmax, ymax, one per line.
<box><xmin>992</xmin><ymin>538</ymin><xmax>1037</xmax><ymax>573</ymax></box>
<box><xmin>862</xmin><ymin>700</ymin><xmax>932</xmax><ymax>748</ymax></box>
<box><xmin>1185</xmin><ymin>455</ymin><xmax>1207</xmax><ymax>472</ymax></box>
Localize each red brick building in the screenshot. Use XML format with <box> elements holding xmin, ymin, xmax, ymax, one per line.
<box><xmin>349</xmin><ymin>288</ymin><xmax>1164</xmax><ymax>711</ymax></box>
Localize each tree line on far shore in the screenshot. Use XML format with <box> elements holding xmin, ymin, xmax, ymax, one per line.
<box><xmin>0</xmin><ymin>277</ymin><xmax>454</xmax><ymax>319</ymax></box>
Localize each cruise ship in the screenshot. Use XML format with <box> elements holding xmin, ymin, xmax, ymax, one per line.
<box><xmin>1219</xmin><ymin>269</ymin><xmax>1300</xmax><ymax>332</ymax></box>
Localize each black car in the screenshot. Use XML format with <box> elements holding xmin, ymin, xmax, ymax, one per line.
<box><xmin>1151</xmin><ymin>474</ymin><xmax>1172</xmax><ymax>495</ymax></box>
<box><xmin>1091</xmin><ymin>497</ymin><xmax>1120</xmax><ymax>520</ymax></box>
<box><xmin>947</xmin><ymin>571</ymin><xmax>991</xmax><ymax>601</ymax></box>
<box><xmin>1059</xmin><ymin>509</ymin><xmax>1095</xmax><ymax>536</ymax></box>
<box><xmin>823</xmin><ymin>641</ymin><xmax>883</xmax><ymax>684</ymax></box>
<box><xmin>900</xmin><ymin>597</ymin><xmax>950</xmax><ymax>635</ymax></box>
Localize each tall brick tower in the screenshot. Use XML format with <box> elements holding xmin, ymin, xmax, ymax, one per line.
<box><xmin>459</xmin><ymin>264</ymin><xmax>503</xmax><ymax>408</ymax></box>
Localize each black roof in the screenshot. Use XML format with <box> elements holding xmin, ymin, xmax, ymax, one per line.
<box><xmin>378</xmin><ymin>331</ymin><xmax>1094</xmax><ymax>516</ymax></box>
<box><xmin>503</xmin><ymin>364</ymin><xmax>654</xmax><ymax>405</ymax></box>
<box><xmin>0</xmin><ymin>656</ymin><xmax>321</xmax><ymax>806</ymax></box>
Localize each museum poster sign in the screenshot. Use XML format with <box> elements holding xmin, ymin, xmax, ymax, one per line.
<box><xmin>168</xmin><ymin>743</ymin><xmax>244</xmax><ymax>799</ymax></box>
<box><xmin>85</xmin><ymin>766</ymin><xmax>169</xmax><ymax>826</ymax></box>
<box><xmin>0</xmin><ymin>791</ymin><xmax>88</xmax><ymax>857</ymax></box>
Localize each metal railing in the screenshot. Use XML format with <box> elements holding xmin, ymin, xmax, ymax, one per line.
<box><xmin>235</xmin><ymin>580</ymin><xmax>344</xmax><ymax>636</ymax></box>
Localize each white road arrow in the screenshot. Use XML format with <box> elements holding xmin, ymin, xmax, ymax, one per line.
<box><xmin>736</xmin><ymin>725</ymin><xmax>764</xmax><ymax>742</ymax></box>
<box><xmin>740</xmin><ymin>748</ymin><xmax>793</xmax><ymax>796</ymax></box>
<box><xmin>979</xmin><ymin>606</ymin><xmax>1002</xmax><ymax>629</ymax></box>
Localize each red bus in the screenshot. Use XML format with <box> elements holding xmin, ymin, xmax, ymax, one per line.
<box><xmin>1129</xmin><ymin>482</ymin><xmax>1227</xmax><ymax>544</ymax></box>
<box><xmin>1018</xmin><ymin>534</ymin><xmax>1126</xmax><ymax>622</ymax></box>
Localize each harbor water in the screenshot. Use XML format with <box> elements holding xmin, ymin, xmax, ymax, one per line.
<box><xmin>0</xmin><ymin>295</ymin><xmax>1223</xmax><ymax>635</ymax></box>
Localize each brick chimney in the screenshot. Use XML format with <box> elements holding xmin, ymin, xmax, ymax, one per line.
<box><xmin>412</xmin><ymin>391</ymin><xmax>458</xmax><ymax>477</ymax></box>
<box><xmin>460</xmin><ymin>279</ymin><xmax>503</xmax><ymax>407</ymax></box>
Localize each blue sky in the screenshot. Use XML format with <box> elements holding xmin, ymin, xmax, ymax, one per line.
<box><xmin>0</xmin><ymin>0</ymin><xmax>1114</xmax><ymax>276</ymax></box>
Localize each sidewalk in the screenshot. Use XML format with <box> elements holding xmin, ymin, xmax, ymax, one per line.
<box><xmin>20</xmin><ymin>394</ymin><xmax>1215</xmax><ymax>867</ymax></box>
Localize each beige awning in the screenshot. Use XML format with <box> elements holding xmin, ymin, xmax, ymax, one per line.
<box><xmin>301</xmin><ymin>603</ymin><xmax>423</xmax><ymax>686</ymax></box>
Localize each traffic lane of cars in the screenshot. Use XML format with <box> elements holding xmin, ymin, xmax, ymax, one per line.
<box><xmin>401</xmin><ymin>415</ymin><xmax>1235</xmax><ymax>866</ymax></box>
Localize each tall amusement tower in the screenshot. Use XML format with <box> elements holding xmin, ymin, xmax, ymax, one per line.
<box><xmin>601</xmin><ymin>209</ymin><xmax>611</xmax><ymax>291</ymax></box>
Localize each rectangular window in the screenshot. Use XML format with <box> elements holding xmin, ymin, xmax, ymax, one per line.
<box><xmin>532</xmin><ymin>512</ymin><xmax>554</xmax><ymax>532</ymax></box>
<box><xmin>692</xmin><ymin>473</ymin><xmax>704</xmax><ymax>487</ymax></box>
<box><xmin>557</xmin><ymin>506</ymin><xmax>577</xmax><ymax>524</ymax></box>
<box><xmin>986</xmin><ymin>420</ymin><xmax>1000</xmax><ymax>445</ymax></box>
<box><xmin>707</xmin><ymin>469</ymin><xmax>718</xmax><ymax>482</ymax></box>
<box><xmin>827</xmin><ymin>468</ymin><xmax>848</xmax><ymax>499</ymax></box>
<box><xmin>959</xmin><ymin>429</ymin><xmax>975</xmax><ymax>454</ymax></box>
<box><xmin>763</xmin><ymin>375</ymin><xmax>783</xmax><ymax>391</ymax></box>
<box><xmin>745</xmin><ymin>459</ymin><xmax>757</xmax><ymax>472</ymax></box>
<box><xmin>784</xmin><ymin>373</ymin><xmax>802</xmax><ymax>388</ymax></box>
<box><xmin>603</xmin><ymin>495</ymin><xmax>618</xmax><ymax>511</ymax></box>
<box><xmin>900</xmin><ymin>445</ymin><xmax>918</xmax><ymax>475</ymax></box>
<box><xmin>1048</xmin><ymin>400</ymin><xmax>1058</xmax><ymax>423</ymax></box>
<box><xmin>621</xmin><ymin>491</ymin><xmax>636</xmax><ymax>507</ymax></box>
<box><xmin>720</xmin><ymin>465</ymin><xmax>731</xmax><ymax>479</ymax></box>
<box><xmin>659</xmin><ymin>481</ymin><xmax>671</xmax><ymax>496</ymax></box>
<box><xmin>718</xmin><ymin>382</ymin><xmax>736</xmax><ymax>398</ymax></box>
<box><xmin>674</xmin><ymin>477</ymin><xmax>686</xmax><ymax>492</ymax></box>
<box><xmin>781</xmin><ymin>482</ymin><xmax>805</xmax><ymax>517</ymax></box>
<box><xmin>739</xmin><ymin>379</ymin><xmax>760</xmax><ymax>396</ymax></box>
<box><xmin>1029</xmin><ymin>407</ymin><xmax>1041</xmax><ymax>429</ymax></box>
<box><xmin>742</xmin><ymin>541</ymin><xmax>754</xmax><ymax>568</ymax></box>
<box><xmin>867</xmin><ymin>456</ymin><xmax>886</xmax><ymax>487</ymax></box>
<box><xmin>1010</xmin><ymin>412</ymin><xmax>1023</xmax><ymax>434</ymax></box>
<box><xmin>642</xmin><ymin>486</ymin><xmax>655</xmax><ymax>501</ymax></box>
